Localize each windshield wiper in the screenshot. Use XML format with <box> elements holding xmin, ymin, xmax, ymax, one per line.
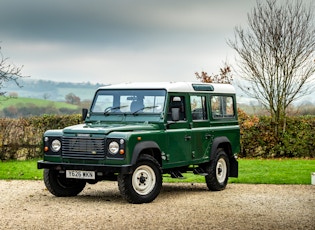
<box><xmin>132</xmin><ymin>106</ymin><xmax>159</xmax><ymax>115</ymax></box>
<box><xmin>104</xmin><ymin>105</ymin><xmax>128</xmax><ymax>115</ymax></box>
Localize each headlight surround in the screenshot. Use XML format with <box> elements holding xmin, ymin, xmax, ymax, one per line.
<box><xmin>51</xmin><ymin>139</ymin><xmax>61</xmax><ymax>152</ymax></box>
<box><xmin>108</xmin><ymin>141</ymin><xmax>119</xmax><ymax>155</ymax></box>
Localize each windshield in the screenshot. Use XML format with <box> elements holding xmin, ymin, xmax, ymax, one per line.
<box><xmin>91</xmin><ymin>89</ymin><xmax>166</xmax><ymax>115</ymax></box>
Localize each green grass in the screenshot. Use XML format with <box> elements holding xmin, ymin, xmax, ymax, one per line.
<box><xmin>0</xmin><ymin>159</ymin><xmax>43</xmax><ymax>180</ymax></box>
<box><xmin>163</xmin><ymin>158</ymin><xmax>315</xmax><ymax>185</ymax></box>
<box><xmin>0</xmin><ymin>159</ymin><xmax>314</xmax><ymax>184</ymax></box>
<box><xmin>0</xmin><ymin>96</ymin><xmax>78</xmax><ymax>110</ymax></box>
<box><xmin>230</xmin><ymin>158</ymin><xmax>315</xmax><ymax>184</ymax></box>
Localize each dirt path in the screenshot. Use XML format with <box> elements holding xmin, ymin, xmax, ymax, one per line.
<box><xmin>0</xmin><ymin>180</ymin><xmax>314</xmax><ymax>229</ymax></box>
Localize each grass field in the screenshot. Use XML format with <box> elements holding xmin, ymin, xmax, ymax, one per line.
<box><xmin>0</xmin><ymin>158</ymin><xmax>314</xmax><ymax>184</ymax></box>
<box><xmin>0</xmin><ymin>96</ymin><xmax>78</xmax><ymax>110</ymax></box>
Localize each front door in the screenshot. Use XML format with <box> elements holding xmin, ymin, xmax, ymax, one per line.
<box><xmin>164</xmin><ymin>95</ymin><xmax>192</xmax><ymax>168</ymax></box>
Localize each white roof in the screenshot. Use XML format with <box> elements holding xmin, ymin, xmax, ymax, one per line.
<box><xmin>99</xmin><ymin>82</ymin><xmax>235</xmax><ymax>94</ymax></box>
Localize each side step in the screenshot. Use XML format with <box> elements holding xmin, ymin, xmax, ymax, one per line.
<box><xmin>193</xmin><ymin>167</ymin><xmax>208</xmax><ymax>176</ymax></box>
<box><xmin>170</xmin><ymin>170</ymin><xmax>185</xmax><ymax>179</ymax></box>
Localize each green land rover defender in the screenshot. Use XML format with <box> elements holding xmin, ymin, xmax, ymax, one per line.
<box><xmin>38</xmin><ymin>82</ymin><xmax>240</xmax><ymax>203</ymax></box>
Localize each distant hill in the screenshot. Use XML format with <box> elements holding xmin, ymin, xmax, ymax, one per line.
<box><xmin>2</xmin><ymin>79</ymin><xmax>107</xmax><ymax>101</ymax></box>
<box><xmin>0</xmin><ymin>96</ymin><xmax>82</xmax><ymax>118</ymax></box>
<box><xmin>2</xmin><ymin>78</ymin><xmax>314</xmax><ymax>107</ymax></box>
<box><xmin>0</xmin><ymin>96</ymin><xmax>79</xmax><ymax>110</ymax></box>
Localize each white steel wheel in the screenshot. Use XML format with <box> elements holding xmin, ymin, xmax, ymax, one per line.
<box><xmin>132</xmin><ymin>165</ymin><xmax>156</xmax><ymax>195</ymax></box>
<box><xmin>118</xmin><ymin>154</ymin><xmax>162</xmax><ymax>204</ymax></box>
<box><xmin>216</xmin><ymin>158</ymin><xmax>227</xmax><ymax>184</ymax></box>
<box><xmin>205</xmin><ymin>150</ymin><xmax>230</xmax><ymax>191</ymax></box>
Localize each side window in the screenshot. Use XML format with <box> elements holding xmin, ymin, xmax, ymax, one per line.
<box><xmin>190</xmin><ymin>95</ymin><xmax>207</xmax><ymax>120</ymax></box>
<box><xmin>168</xmin><ymin>96</ymin><xmax>186</xmax><ymax>121</ymax></box>
<box><xmin>211</xmin><ymin>96</ymin><xmax>235</xmax><ymax>118</ymax></box>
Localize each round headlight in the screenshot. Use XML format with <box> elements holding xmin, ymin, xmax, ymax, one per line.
<box><xmin>108</xmin><ymin>141</ymin><xmax>119</xmax><ymax>155</ymax></box>
<box><xmin>51</xmin><ymin>139</ymin><xmax>61</xmax><ymax>152</ymax></box>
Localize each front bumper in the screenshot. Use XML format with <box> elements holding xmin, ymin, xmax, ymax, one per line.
<box><xmin>37</xmin><ymin>160</ymin><xmax>133</xmax><ymax>174</ymax></box>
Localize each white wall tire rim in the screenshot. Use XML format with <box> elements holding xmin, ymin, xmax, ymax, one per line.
<box><xmin>132</xmin><ymin>165</ymin><xmax>156</xmax><ymax>195</ymax></box>
<box><xmin>216</xmin><ymin>158</ymin><xmax>227</xmax><ymax>184</ymax></box>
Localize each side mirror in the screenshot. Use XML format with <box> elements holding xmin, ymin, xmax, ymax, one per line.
<box><xmin>82</xmin><ymin>108</ymin><xmax>88</xmax><ymax>121</ymax></box>
<box><xmin>171</xmin><ymin>108</ymin><xmax>180</xmax><ymax>121</ymax></box>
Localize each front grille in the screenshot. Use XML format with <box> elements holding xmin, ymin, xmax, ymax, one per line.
<box><xmin>62</xmin><ymin>137</ymin><xmax>106</xmax><ymax>159</ymax></box>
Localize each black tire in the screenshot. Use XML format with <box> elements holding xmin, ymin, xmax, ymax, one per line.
<box><xmin>118</xmin><ymin>154</ymin><xmax>162</xmax><ymax>204</ymax></box>
<box><xmin>205</xmin><ymin>150</ymin><xmax>230</xmax><ymax>191</ymax></box>
<box><xmin>44</xmin><ymin>169</ymin><xmax>86</xmax><ymax>197</ymax></box>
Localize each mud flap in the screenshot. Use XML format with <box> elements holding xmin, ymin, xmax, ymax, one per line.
<box><xmin>229</xmin><ymin>157</ymin><xmax>238</xmax><ymax>177</ymax></box>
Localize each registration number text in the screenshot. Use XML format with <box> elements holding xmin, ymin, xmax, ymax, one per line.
<box><xmin>66</xmin><ymin>170</ymin><xmax>95</xmax><ymax>179</ymax></box>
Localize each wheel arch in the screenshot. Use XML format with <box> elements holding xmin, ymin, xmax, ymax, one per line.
<box><xmin>131</xmin><ymin>141</ymin><xmax>162</xmax><ymax>166</ymax></box>
<box><xmin>210</xmin><ymin>137</ymin><xmax>232</xmax><ymax>160</ymax></box>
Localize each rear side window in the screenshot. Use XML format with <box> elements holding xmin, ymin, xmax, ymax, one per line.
<box><xmin>190</xmin><ymin>95</ymin><xmax>207</xmax><ymax>120</ymax></box>
<box><xmin>211</xmin><ymin>96</ymin><xmax>235</xmax><ymax>118</ymax></box>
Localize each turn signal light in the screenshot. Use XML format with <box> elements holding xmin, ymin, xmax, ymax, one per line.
<box><xmin>44</xmin><ymin>146</ymin><xmax>49</xmax><ymax>152</ymax></box>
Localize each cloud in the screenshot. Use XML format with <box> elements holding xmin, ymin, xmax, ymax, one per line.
<box><xmin>0</xmin><ymin>0</ymin><xmax>248</xmax><ymax>45</ymax></box>
<box><xmin>0</xmin><ymin>0</ymin><xmax>253</xmax><ymax>84</ymax></box>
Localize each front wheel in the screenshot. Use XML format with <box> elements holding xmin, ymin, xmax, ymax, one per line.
<box><xmin>44</xmin><ymin>169</ymin><xmax>86</xmax><ymax>197</ymax></box>
<box><xmin>205</xmin><ymin>150</ymin><xmax>230</xmax><ymax>191</ymax></box>
<box><xmin>118</xmin><ymin>154</ymin><xmax>162</xmax><ymax>204</ymax></box>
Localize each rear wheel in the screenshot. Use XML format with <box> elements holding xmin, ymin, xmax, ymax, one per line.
<box><xmin>118</xmin><ymin>154</ymin><xmax>162</xmax><ymax>204</ymax></box>
<box><xmin>44</xmin><ymin>169</ymin><xmax>86</xmax><ymax>197</ymax></box>
<box><xmin>205</xmin><ymin>150</ymin><xmax>229</xmax><ymax>191</ymax></box>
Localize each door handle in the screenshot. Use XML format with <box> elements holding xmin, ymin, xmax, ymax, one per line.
<box><xmin>184</xmin><ymin>135</ymin><xmax>191</xmax><ymax>141</ymax></box>
<box><xmin>205</xmin><ymin>134</ymin><xmax>212</xmax><ymax>139</ymax></box>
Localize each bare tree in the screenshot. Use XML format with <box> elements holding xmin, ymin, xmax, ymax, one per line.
<box><xmin>65</xmin><ymin>93</ymin><xmax>81</xmax><ymax>105</ymax></box>
<box><xmin>0</xmin><ymin>46</ymin><xmax>26</xmax><ymax>96</ymax></box>
<box><xmin>228</xmin><ymin>0</ymin><xmax>315</xmax><ymax>136</ymax></box>
<box><xmin>43</xmin><ymin>93</ymin><xmax>51</xmax><ymax>100</ymax></box>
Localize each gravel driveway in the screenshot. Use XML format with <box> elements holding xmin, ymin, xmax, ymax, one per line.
<box><xmin>0</xmin><ymin>180</ymin><xmax>314</xmax><ymax>229</ymax></box>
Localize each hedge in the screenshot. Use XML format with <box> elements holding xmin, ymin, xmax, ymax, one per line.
<box><xmin>0</xmin><ymin>114</ymin><xmax>81</xmax><ymax>160</ymax></box>
<box><xmin>238</xmin><ymin>109</ymin><xmax>315</xmax><ymax>158</ymax></box>
<box><xmin>0</xmin><ymin>113</ymin><xmax>314</xmax><ymax>160</ymax></box>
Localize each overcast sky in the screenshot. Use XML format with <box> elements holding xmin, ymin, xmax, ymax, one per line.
<box><xmin>0</xmin><ymin>0</ymin><xmax>313</xmax><ymax>105</ymax></box>
<box><xmin>0</xmin><ymin>0</ymin><xmax>260</xmax><ymax>85</ymax></box>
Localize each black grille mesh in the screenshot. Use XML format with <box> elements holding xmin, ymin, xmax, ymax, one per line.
<box><xmin>62</xmin><ymin>137</ymin><xmax>105</xmax><ymax>159</ymax></box>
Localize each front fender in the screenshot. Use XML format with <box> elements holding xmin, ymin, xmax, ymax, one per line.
<box><xmin>131</xmin><ymin>141</ymin><xmax>161</xmax><ymax>165</ymax></box>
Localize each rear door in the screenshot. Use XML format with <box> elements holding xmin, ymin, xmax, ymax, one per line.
<box><xmin>190</xmin><ymin>94</ymin><xmax>212</xmax><ymax>162</ymax></box>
